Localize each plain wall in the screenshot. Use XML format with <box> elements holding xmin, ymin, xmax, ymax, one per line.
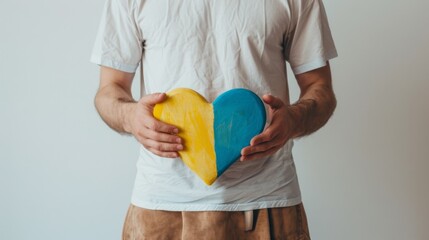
<box><xmin>1</xmin><ymin>0</ymin><xmax>428</xmax><ymax>239</ymax></box>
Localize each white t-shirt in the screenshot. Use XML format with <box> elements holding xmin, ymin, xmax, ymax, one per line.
<box><xmin>91</xmin><ymin>0</ymin><xmax>338</xmax><ymax>211</ymax></box>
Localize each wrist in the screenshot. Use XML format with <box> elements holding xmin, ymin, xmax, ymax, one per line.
<box><xmin>121</xmin><ymin>101</ymin><xmax>137</xmax><ymax>134</ymax></box>
<box><xmin>286</xmin><ymin>105</ymin><xmax>302</xmax><ymax>139</ymax></box>
<box><xmin>287</xmin><ymin>99</ymin><xmax>317</xmax><ymax>138</ymax></box>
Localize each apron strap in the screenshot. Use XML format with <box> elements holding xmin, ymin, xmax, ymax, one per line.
<box><xmin>244</xmin><ymin>210</ymin><xmax>254</xmax><ymax>231</ymax></box>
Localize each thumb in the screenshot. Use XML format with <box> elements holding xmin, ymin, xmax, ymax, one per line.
<box><xmin>139</xmin><ymin>92</ymin><xmax>167</xmax><ymax>106</ymax></box>
<box><xmin>262</xmin><ymin>94</ymin><xmax>284</xmax><ymax>109</ymax></box>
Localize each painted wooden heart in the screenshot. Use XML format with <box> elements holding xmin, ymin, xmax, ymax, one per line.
<box><xmin>153</xmin><ymin>88</ymin><xmax>266</xmax><ymax>185</ymax></box>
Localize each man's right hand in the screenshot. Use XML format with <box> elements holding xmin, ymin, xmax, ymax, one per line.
<box><xmin>128</xmin><ymin>93</ymin><xmax>183</xmax><ymax>158</ymax></box>
<box><xmin>95</xmin><ymin>66</ymin><xmax>182</xmax><ymax>158</ymax></box>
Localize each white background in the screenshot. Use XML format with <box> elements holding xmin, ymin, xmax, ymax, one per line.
<box><xmin>1</xmin><ymin>0</ymin><xmax>428</xmax><ymax>239</ymax></box>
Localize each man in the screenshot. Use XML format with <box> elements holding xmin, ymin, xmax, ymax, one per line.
<box><xmin>91</xmin><ymin>0</ymin><xmax>337</xmax><ymax>239</ymax></box>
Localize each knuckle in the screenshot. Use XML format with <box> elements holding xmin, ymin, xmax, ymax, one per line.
<box><xmin>167</xmin><ymin>126</ymin><xmax>175</xmax><ymax>133</ymax></box>
<box><xmin>167</xmin><ymin>135</ymin><xmax>176</xmax><ymax>142</ymax></box>
<box><xmin>138</xmin><ymin>137</ymin><xmax>148</xmax><ymax>146</ymax></box>
<box><xmin>172</xmin><ymin>144</ymin><xmax>180</xmax><ymax>151</ymax></box>
<box><xmin>148</xmin><ymin>120</ymin><xmax>157</xmax><ymax>130</ymax></box>
<box><xmin>136</xmin><ymin>128</ymin><xmax>146</xmax><ymax>137</ymax></box>
<box><xmin>154</xmin><ymin>143</ymin><xmax>163</xmax><ymax>151</ymax></box>
<box><xmin>258</xmin><ymin>146</ymin><xmax>268</xmax><ymax>153</ymax></box>
<box><xmin>255</xmin><ymin>145</ymin><xmax>264</xmax><ymax>152</ymax></box>
<box><xmin>147</xmin><ymin>130</ymin><xmax>157</xmax><ymax>139</ymax></box>
<box><xmin>162</xmin><ymin>144</ymin><xmax>170</xmax><ymax>151</ymax></box>
<box><xmin>139</xmin><ymin>138</ymin><xmax>146</xmax><ymax>146</ymax></box>
<box><xmin>157</xmin><ymin>123</ymin><xmax>167</xmax><ymax>131</ymax></box>
<box><xmin>162</xmin><ymin>133</ymin><xmax>173</xmax><ymax>141</ymax></box>
<box><xmin>249</xmin><ymin>146</ymin><xmax>258</xmax><ymax>153</ymax></box>
<box><xmin>164</xmin><ymin>144</ymin><xmax>174</xmax><ymax>151</ymax></box>
<box><xmin>150</xmin><ymin>148</ymin><xmax>162</xmax><ymax>156</ymax></box>
<box><xmin>153</xmin><ymin>122</ymin><xmax>161</xmax><ymax>130</ymax></box>
<box><xmin>266</xmin><ymin>130</ymin><xmax>274</xmax><ymax>139</ymax></box>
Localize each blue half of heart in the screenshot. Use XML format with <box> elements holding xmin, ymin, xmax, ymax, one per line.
<box><xmin>213</xmin><ymin>88</ymin><xmax>266</xmax><ymax>176</ymax></box>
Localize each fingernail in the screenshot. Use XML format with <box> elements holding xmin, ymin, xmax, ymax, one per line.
<box><xmin>177</xmin><ymin>145</ymin><xmax>183</xmax><ymax>150</ymax></box>
<box><xmin>176</xmin><ymin>138</ymin><xmax>181</xmax><ymax>143</ymax></box>
<box><xmin>173</xmin><ymin>128</ymin><xmax>179</xmax><ymax>134</ymax></box>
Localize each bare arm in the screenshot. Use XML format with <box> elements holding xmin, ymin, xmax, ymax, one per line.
<box><xmin>94</xmin><ymin>66</ymin><xmax>183</xmax><ymax>158</ymax></box>
<box><xmin>241</xmin><ymin>62</ymin><xmax>336</xmax><ymax>161</ymax></box>
<box><xmin>287</xmin><ymin>61</ymin><xmax>337</xmax><ymax>138</ymax></box>
<box><xmin>94</xmin><ymin>66</ymin><xmax>136</xmax><ymax>133</ymax></box>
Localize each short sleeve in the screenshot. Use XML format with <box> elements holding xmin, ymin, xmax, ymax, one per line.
<box><xmin>284</xmin><ymin>0</ymin><xmax>338</xmax><ymax>75</ymax></box>
<box><xmin>90</xmin><ymin>0</ymin><xmax>143</xmax><ymax>73</ymax></box>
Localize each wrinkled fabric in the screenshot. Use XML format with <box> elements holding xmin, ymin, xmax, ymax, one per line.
<box><xmin>91</xmin><ymin>0</ymin><xmax>337</xmax><ymax>211</ymax></box>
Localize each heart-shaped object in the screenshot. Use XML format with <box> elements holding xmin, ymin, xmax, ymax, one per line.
<box><xmin>153</xmin><ymin>88</ymin><xmax>266</xmax><ymax>185</ymax></box>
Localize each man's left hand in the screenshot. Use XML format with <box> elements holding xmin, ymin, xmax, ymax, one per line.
<box><xmin>240</xmin><ymin>94</ymin><xmax>294</xmax><ymax>161</ymax></box>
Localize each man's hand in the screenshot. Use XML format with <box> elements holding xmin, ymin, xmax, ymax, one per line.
<box><xmin>240</xmin><ymin>95</ymin><xmax>293</xmax><ymax>161</ymax></box>
<box><xmin>128</xmin><ymin>93</ymin><xmax>183</xmax><ymax>158</ymax></box>
<box><xmin>94</xmin><ymin>66</ymin><xmax>182</xmax><ymax>159</ymax></box>
<box><xmin>240</xmin><ymin>63</ymin><xmax>336</xmax><ymax>161</ymax></box>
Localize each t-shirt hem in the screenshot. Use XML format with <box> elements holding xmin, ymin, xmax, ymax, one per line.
<box><xmin>292</xmin><ymin>50</ymin><xmax>339</xmax><ymax>75</ymax></box>
<box><xmin>130</xmin><ymin>197</ymin><xmax>302</xmax><ymax>211</ymax></box>
<box><xmin>90</xmin><ymin>55</ymin><xmax>138</xmax><ymax>73</ymax></box>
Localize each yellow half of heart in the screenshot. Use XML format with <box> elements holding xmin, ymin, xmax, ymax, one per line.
<box><xmin>153</xmin><ymin>88</ymin><xmax>217</xmax><ymax>185</ymax></box>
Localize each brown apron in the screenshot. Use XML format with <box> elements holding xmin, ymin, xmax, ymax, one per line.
<box><xmin>122</xmin><ymin>203</ymin><xmax>311</xmax><ymax>240</ymax></box>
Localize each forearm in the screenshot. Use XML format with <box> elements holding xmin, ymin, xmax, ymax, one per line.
<box><xmin>283</xmin><ymin>62</ymin><xmax>337</xmax><ymax>139</ymax></box>
<box><xmin>94</xmin><ymin>83</ymin><xmax>137</xmax><ymax>134</ymax></box>
<box><xmin>288</xmin><ymin>82</ymin><xmax>337</xmax><ymax>139</ymax></box>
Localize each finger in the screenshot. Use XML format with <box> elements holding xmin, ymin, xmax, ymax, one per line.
<box><xmin>143</xmin><ymin>138</ymin><xmax>184</xmax><ymax>152</ymax></box>
<box><xmin>262</xmin><ymin>94</ymin><xmax>284</xmax><ymax>109</ymax></box>
<box><xmin>250</xmin><ymin>128</ymin><xmax>279</xmax><ymax>146</ymax></box>
<box><xmin>134</xmin><ymin>135</ymin><xmax>147</xmax><ymax>147</ymax></box>
<box><xmin>144</xmin><ymin>129</ymin><xmax>182</xmax><ymax>144</ymax></box>
<box><xmin>148</xmin><ymin>147</ymin><xmax>180</xmax><ymax>158</ymax></box>
<box><xmin>240</xmin><ymin>145</ymin><xmax>280</xmax><ymax>161</ymax></box>
<box><xmin>145</xmin><ymin>118</ymin><xmax>179</xmax><ymax>134</ymax></box>
<box><xmin>241</xmin><ymin>139</ymin><xmax>280</xmax><ymax>156</ymax></box>
<box><xmin>139</xmin><ymin>92</ymin><xmax>167</xmax><ymax>106</ymax></box>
